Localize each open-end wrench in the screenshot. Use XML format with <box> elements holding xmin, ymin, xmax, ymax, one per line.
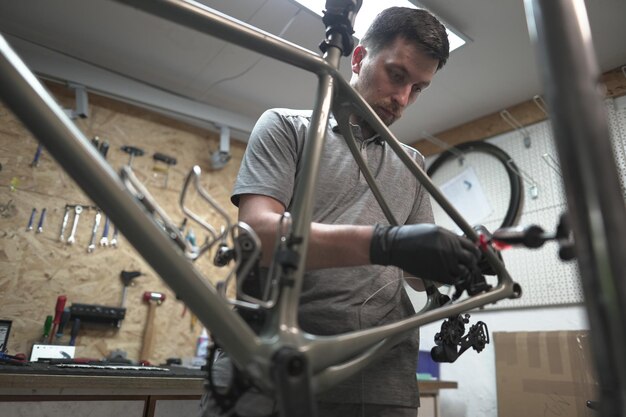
<box><xmin>87</xmin><ymin>211</ymin><xmax>102</xmax><ymax>253</ymax></box>
<box><xmin>59</xmin><ymin>205</ymin><xmax>71</xmax><ymax>242</ymax></box>
<box><xmin>66</xmin><ymin>205</ymin><xmax>83</xmax><ymax>245</ymax></box>
<box><xmin>99</xmin><ymin>216</ymin><xmax>110</xmax><ymax>247</ymax></box>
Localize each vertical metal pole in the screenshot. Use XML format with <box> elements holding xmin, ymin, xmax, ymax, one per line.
<box><xmin>278</xmin><ymin>40</ymin><xmax>343</xmax><ymax>332</ymax></box>
<box><xmin>524</xmin><ymin>0</ymin><xmax>626</xmax><ymax>415</ymax></box>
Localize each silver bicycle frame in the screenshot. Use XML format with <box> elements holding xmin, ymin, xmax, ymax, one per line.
<box><xmin>0</xmin><ymin>0</ymin><xmax>622</xmax><ymax>413</ymax></box>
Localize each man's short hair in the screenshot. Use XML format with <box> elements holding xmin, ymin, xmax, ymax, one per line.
<box><xmin>360</xmin><ymin>7</ymin><xmax>450</xmax><ymax>70</ymax></box>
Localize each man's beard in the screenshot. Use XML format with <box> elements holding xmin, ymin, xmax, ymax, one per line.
<box><xmin>374</xmin><ymin>103</ymin><xmax>400</xmax><ymax>126</ymax></box>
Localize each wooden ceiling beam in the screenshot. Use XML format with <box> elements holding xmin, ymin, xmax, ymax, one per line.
<box><xmin>412</xmin><ymin>65</ymin><xmax>626</xmax><ymax>157</ymax></box>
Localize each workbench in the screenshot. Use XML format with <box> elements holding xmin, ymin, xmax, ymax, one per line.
<box><xmin>0</xmin><ymin>364</ymin><xmax>457</xmax><ymax>417</ymax></box>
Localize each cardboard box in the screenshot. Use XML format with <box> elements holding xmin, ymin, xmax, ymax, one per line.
<box><xmin>494</xmin><ymin>331</ymin><xmax>598</xmax><ymax>417</ymax></box>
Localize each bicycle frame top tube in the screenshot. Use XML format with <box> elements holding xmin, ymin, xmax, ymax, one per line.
<box><xmin>0</xmin><ymin>0</ymin><xmax>517</xmax><ymax>398</ymax></box>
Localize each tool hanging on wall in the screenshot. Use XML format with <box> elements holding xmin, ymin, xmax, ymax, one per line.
<box><xmin>121</xmin><ymin>145</ymin><xmax>145</xmax><ymax>168</ymax></box>
<box><xmin>66</xmin><ymin>205</ymin><xmax>83</xmax><ymax>245</ymax></box>
<box><xmin>93</xmin><ymin>136</ymin><xmax>110</xmax><ymax>159</ymax></box>
<box><xmin>69</xmin><ymin>318</ymin><xmax>80</xmax><ymax>346</ymax></box>
<box><xmin>59</xmin><ymin>205</ymin><xmax>71</xmax><ymax>242</ymax></box>
<box><xmin>119</xmin><ymin>270</ymin><xmax>142</xmax><ymax>309</ymax></box>
<box><xmin>41</xmin><ymin>315</ymin><xmax>52</xmax><ymax>343</ymax></box>
<box><xmin>48</xmin><ymin>295</ymin><xmax>67</xmax><ymax>344</ymax></box>
<box><xmin>99</xmin><ymin>140</ymin><xmax>110</xmax><ymax>159</ymax></box>
<box><xmin>152</xmin><ymin>152</ymin><xmax>177</xmax><ymax>188</ymax></box>
<box><xmin>26</xmin><ymin>208</ymin><xmax>37</xmax><ymax>231</ymax></box>
<box><xmin>99</xmin><ymin>216</ymin><xmax>110</xmax><ymax>246</ymax></box>
<box><xmin>30</xmin><ymin>144</ymin><xmax>43</xmax><ymax>167</ymax></box>
<box><xmin>110</xmin><ymin>225</ymin><xmax>119</xmax><ymax>248</ymax></box>
<box><xmin>36</xmin><ymin>208</ymin><xmax>46</xmax><ymax>233</ymax></box>
<box><xmin>86</xmin><ymin>210</ymin><xmax>102</xmax><ymax>253</ymax></box>
<box><xmin>55</xmin><ymin>308</ymin><xmax>71</xmax><ymax>341</ymax></box>
<box><xmin>140</xmin><ymin>292</ymin><xmax>166</xmax><ymax>362</ymax></box>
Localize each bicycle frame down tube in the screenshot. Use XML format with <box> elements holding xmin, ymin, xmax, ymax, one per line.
<box><xmin>0</xmin><ymin>34</ymin><xmax>263</xmax><ymax>372</ymax></box>
<box><xmin>525</xmin><ymin>0</ymin><xmax>626</xmax><ymax>414</ymax></box>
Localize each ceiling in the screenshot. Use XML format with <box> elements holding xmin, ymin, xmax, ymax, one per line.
<box><xmin>0</xmin><ymin>0</ymin><xmax>625</xmax><ymax>145</ymax></box>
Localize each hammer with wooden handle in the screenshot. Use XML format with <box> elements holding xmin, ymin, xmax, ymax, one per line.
<box><xmin>140</xmin><ymin>292</ymin><xmax>166</xmax><ymax>362</ymax></box>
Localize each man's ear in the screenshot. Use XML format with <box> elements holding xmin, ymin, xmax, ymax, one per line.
<box><xmin>351</xmin><ymin>45</ymin><xmax>366</xmax><ymax>74</ymax></box>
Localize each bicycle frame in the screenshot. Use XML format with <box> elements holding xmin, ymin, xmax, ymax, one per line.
<box><xmin>0</xmin><ymin>0</ymin><xmax>623</xmax><ymax>415</ymax></box>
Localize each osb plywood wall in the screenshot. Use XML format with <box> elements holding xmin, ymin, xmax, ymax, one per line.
<box><xmin>0</xmin><ymin>82</ymin><xmax>246</xmax><ymax>364</ymax></box>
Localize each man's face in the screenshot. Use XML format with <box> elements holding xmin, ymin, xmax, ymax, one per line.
<box><xmin>350</xmin><ymin>37</ymin><xmax>440</xmax><ymax>126</ymax></box>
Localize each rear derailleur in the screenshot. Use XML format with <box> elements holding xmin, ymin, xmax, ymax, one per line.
<box><xmin>431</xmin><ymin>313</ymin><xmax>489</xmax><ymax>363</ymax></box>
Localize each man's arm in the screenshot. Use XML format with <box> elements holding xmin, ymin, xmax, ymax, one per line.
<box><xmin>238</xmin><ymin>194</ymin><xmax>373</xmax><ymax>269</ymax></box>
<box><xmin>238</xmin><ymin>194</ymin><xmax>482</xmax><ymax>287</ymax></box>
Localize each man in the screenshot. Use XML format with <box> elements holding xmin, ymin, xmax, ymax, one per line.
<box><xmin>227</xmin><ymin>7</ymin><xmax>481</xmax><ymax>417</ymax></box>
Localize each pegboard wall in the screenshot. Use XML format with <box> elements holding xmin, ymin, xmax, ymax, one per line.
<box><xmin>428</xmin><ymin>95</ymin><xmax>626</xmax><ymax>309</ymax></box>
<box><xmin>0</xmin><ymin>82</ymin><xmax>245</xmax><ymax>362</ymax></box>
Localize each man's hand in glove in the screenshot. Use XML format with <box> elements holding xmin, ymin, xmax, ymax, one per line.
<box><xmin>370</xmin><ymin>224</ymin><xmax>481</xmax><ymax>285</ymax></box>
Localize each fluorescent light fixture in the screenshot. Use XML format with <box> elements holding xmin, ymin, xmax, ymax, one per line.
<box><xmin>291</xmin><ymin>0</ymin><xmax>467</xmax><ymax>52</ymax></box>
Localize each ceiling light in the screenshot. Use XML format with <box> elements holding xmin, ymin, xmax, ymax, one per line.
<box><xmin>291</xmin><ymin>0</ymin><xmax>468</xmax><ymax>52</ymax></box>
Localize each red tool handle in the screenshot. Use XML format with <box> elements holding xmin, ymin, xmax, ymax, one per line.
<box><xmin>53</xmin><ymin>296</ymin><xmax>67</xmax><ymax>324</ymax></box>
<box><xmin>49</xmin><ymin>295</ymin><xmax>67</xmax><ymax>343</ymax></box>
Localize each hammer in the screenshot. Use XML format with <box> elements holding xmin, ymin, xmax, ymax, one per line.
<box><xmin>140</xmin><ymin>292</ymin><xmax>166</xmax><ymax>362</ymax></box>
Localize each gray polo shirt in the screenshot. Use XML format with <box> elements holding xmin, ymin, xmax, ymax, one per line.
<box><xmin>232</xmin><ymin>108</ymin><xmax>434</xmax><ymax>407</ymax></box>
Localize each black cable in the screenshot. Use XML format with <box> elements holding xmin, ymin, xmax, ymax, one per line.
<box><xmin>426</xmin><ymin>141</ymin><xmax>524</xmax><ymax>229</ymax></box>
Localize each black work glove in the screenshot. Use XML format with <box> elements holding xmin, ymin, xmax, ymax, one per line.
<box><xmin>477</xmin><ymin>250</ymin><xmax>504</xmax><ymax>275</ymax></box>
<box><xmin>370</xmin><ymin>224</ymin><xmax>481</xmax><ymax>285</ymax></box>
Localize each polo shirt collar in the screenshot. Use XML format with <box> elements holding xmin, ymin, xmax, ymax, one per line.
<box><xmin>329</xmin><ymin>115</ymin><xmax>384</xmax><ymax>146</ymax></box>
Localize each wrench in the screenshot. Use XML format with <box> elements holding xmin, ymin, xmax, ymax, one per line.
<box><xmin>110</xmin><ymin>225</ymin><xmax>119</xmax><ymax>248</ymax></box>
<box><xmin>99</xmin><ymin>216</ymin><xmax>110</xmax><ymax>246</ymax></box>
<box><xmin>66</xmin><ymin>205</ymin><xmax>83</xmax><ymax>245</ymax></box>
<box><xmin>59</xmin><ymin>205</ymin><xmax>71</xmax><ymax>242</ymax></box>
<box><xmin>87</xmin><ymin>211</ymin><xmax>102</xmax><ymax>253</ymax></box>
<box><xmin>36</xmin><ymin>208</ymin><xmax>47</xmax><ymax>233</ymax></box>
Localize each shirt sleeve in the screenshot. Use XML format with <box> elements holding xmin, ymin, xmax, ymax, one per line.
<box><xmin>231</xmin><ymin>109</ymin><xmax>302</xmax><ymax>208</ymax></box>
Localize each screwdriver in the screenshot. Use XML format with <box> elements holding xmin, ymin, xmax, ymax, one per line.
<box><xmin>49</xmin><ymin>295</ymin><xmax>67</xmax><ymax>344</ymax></box>
<box><xmin>26</xmin><ymin>208</ymin><xmax>37</xmax><ymax>231</ymax></box>
<box><xmin>55</xmin><ymin>309</ymin><xmax>71</xmax><ymax>341</ymax></box>
<box><xmin>69</xmin><ymin>318</ymin><xmax>81</xmax><ymax>346</ymax></box>
<box><xmin>42</xmin><ymin>315</ymin><xmax>53</xmax><ymax>343</ymax></box>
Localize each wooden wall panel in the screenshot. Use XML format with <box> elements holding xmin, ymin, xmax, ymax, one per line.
<box><xmin>0</xmin><ymin>82</ymin><xmax>245</xmax><ymax>364</ymax></box>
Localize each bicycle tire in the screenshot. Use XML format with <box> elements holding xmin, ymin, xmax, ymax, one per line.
<box><xmin>426</xmin><ymin>140</ymin><xmax>524</xmax><ymax>229</ymax></box>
